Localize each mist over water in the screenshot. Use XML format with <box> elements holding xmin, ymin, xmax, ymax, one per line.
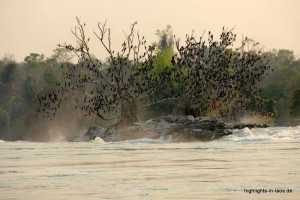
<box><xmin>0</xmin><ymin>127</ymin><xmax>299</xmax><ymax>199</ymax></box>
<box><xmin>22</xmin><ymin>108</ymin><xmax>93</xmax><ymax>142</ymax></box>
<box><xmin>238</xmin><ymin>114</ymin><xmax>272</xmax><ymax>125</ymax></box>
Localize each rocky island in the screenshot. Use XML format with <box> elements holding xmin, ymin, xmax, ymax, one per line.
<box><xmin>73</xmin><ymin>115</ymin><xmax>269</xmax><ymax>143</ymax></box>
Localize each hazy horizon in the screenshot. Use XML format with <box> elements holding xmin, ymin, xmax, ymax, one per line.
<box><xmin>1</xmin><ymin>0</ymin><xmax>300</xmax><ymax>62</ymax></box>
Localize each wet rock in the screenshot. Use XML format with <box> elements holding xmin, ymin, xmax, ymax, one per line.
<box><xmin>82</xmin><ymin>115</ymin><xmax>235</xmax><ymax>142</ymax></box>
<box><xmin>158</xmin><ymin>115</ymin><xmax>183</xmax><ymax>123</ymax></box>
<box><xmin>185</xmin><ymin>115</ymin><xmax>195</xmax><ymax>123</ymax></box>
<box><xmin>80</xmin><ymin>115</ymin><xmax>269</xmax><ymax>143</ymax></box>
<box><xmin>102</xmin><ymin>120</ymin><xmax>173</xmax><ymax>142</ymax></box>
<box><xmin>84</xmin><ymin>126</ymin><xmax>107</xmax><ymax>140</ymax></box>
<box><xmin>169</xmin><ymin>117</ymin><xmax>231</xmax><ymax>142</ymax></box>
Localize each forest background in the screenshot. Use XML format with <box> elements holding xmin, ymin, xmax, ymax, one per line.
<box><xmin>0</xmin><ymin>25</ymin><xmax>299</xmax><ymax>141</ymax></box>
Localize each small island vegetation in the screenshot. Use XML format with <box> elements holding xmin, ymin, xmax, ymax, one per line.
<box><xmin>0</xmin><ymin>19</ymin><xmax>299</xmax><ymax>141</ymax></box>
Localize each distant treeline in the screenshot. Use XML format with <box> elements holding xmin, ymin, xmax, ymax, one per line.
<box><xmin>0</xmin><ymin>26</ymin><xmax>299</xmax><ymax>141</ymax></box>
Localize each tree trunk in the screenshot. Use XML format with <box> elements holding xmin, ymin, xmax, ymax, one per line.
<box><xmin>6</xmin><ymin>86</ymin><xmax>12</xmax><ymax>138</ymax></box>
<box><xmin>119</xmin><ymin>98</ymin><xmax>138</xmax><ymax>127</ymax></box>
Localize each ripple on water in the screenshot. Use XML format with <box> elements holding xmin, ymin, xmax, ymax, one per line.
<box><xmin>0</xmin><ymin>129</ymin><xmax>299</xmax><ymax>200</ymax></box>
<box><xmin>0</xmin><ymin>170</ymin><xmax>24</xmax><ymax>174</ymax></box>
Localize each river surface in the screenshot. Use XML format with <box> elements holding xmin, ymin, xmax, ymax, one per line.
<box><xmin>0</xmin><ymin>127</ymin><xmax>300</xmax><ymax>199</ymax></box>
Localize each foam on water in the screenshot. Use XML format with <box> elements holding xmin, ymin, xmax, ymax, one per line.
<box><xmin>92</xmin><ymin>137</ymin><xmax>105</xmax><ymax>143</ymax></box>
<box><xmin>121</xmin><ymin>138</ymin><xmax>161</xmax><ymax>144</ymax></box>
<box><xmin>67</xmin><ymin>126</ymin><xmax>300</xmax><ymax>143</ymax></box>
<box><xmin>224</xmin><ymin>126</ymin><xmax>300</xmax><ymax>142</ymax></box>
<box><xmin>158</xmin><ymin>135</ymin><xmax>172</xmax><ymax>143</ymax></box>
<box><xmin>102</xmin><ymin>126</ymin><xmax>300</xmax><ymax>143</ymax></box>
<box><xmin>88</xmin><ymin>135</ymin><xmax>173</xmax><ymax>144</ymax></box>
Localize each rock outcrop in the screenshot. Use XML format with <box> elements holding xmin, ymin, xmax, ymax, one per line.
<box><xmin>81</xmin><ymin>115</ymin><xmax>237</xmax><ymax>143</ymax></box>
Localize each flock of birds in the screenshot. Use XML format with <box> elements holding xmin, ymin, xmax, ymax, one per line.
<box><xmin>37</xmin><ymin>28</ymin><xmax>271</xmax><ymax>122</ymax></box>
<box><xmin>170</xmin><ymin>29</ymin><xmax>270</xmax><ymax>118</ymax></box>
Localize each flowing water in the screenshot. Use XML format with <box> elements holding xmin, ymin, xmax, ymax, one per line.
<box><xmin>0</xmin><ymin>127</ymin><xmax>300</xmax><ymax>199</ymax></box>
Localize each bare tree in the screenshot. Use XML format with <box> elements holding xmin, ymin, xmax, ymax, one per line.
<box><xmin>38</xmin><ymin>18</ymin><xmax>173</xmax><ymax>127</ymax></box>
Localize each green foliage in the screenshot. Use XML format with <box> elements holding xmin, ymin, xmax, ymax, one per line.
<box><xmin>1</xmin><ymin>62</ymin><xmax>17</xmax><ymax>84</ymax></box>
<box><xmin>265</xmin><ymin>99</ymin><xmax>277</xmax><ymax>116</ymax></box>
<box><xmin>23</xmin><ymin>76</ymin><xmax>36</xmax><ymax>102</ymax></box>
<box><xmin>291</xmin><ymin>89</ymin><xmax>300</xmax><ymax>117</ymax></box>
<box><xmin>152</xmin><ymin>48</ymin><xmax>174</xmax><ymax>73</ymax></box>
<box><xmin>261</xmin><ymin>84</ymin><xmax>283</xmax><ymax>100</ymax></box>
<box><xmin>24</xmin><ymin>53</ymin><xmax>45</xmax><ymax>68</ymax></box>
<box><xmin>42</xmin><ymin>68</ymin><xmax>58</xmax><ymax>89</ymax></box>
<box><xmin>0</xmin><ymin>109</ymin><xmax>7</xmax><ymax>128</ymax></box>
<box><xmin>0</xmin><ymin>60</ymin><xmax>19</xmax><ymax>138</ymax></box>
<box><xmin>0</xmin><ymin>50</ymin><xmax>75</xmax><ymax>140</ymax></box>
<box><xmin>51</xmin><ymin>47</ymin><xmax>74</xmax><ymax>63</ymax></box>
<box><xmin>260</xmin><ymin>49</ymin><xmax>300</xmax><ymax>118</ymax></box>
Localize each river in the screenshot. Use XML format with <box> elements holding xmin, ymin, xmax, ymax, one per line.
<box><xmin>0</xmin><ymin>126</ymin><xmax>299</xmax><ymax>199</ymax></box>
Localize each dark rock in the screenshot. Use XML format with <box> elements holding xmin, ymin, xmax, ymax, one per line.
<box><xmin>168</xmin><ymin>117</ymin><xmax>231</xmax><ymax>142</ymax></box>
<box><xmin>79</xmin><ymin>115</ymin><xmax>269</xmax><ymax>143</ymax></box>
<box><xmin>82</xmin><ymin>115</ymin><xmax>234</xmax><ymax>142</ymax></box>
<box><xmin>84</xmin><ymin>126</ymin><xmax>107</xmax><ymax>140</ymax></box>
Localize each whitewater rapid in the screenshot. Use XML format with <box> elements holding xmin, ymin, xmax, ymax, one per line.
<box><xmin>87</xmin><ymin>126</ymin><xmax>300</xmax><ymax>144</ymax></box>
<box><xmin>225</xmin><ymin>126</ymin><xmax>300</xmax><ymax>142</ymax></box>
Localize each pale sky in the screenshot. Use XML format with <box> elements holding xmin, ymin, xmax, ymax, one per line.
<box><xmin>0</xmin><ymin>0</ymin><xmax>299</xmax><ymax>62</ymax></box>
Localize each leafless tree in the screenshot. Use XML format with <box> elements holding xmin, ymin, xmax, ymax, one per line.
<box><xmin>38</xmin><ymin>18</ymin><xmax>173</xmax><ymax>127</ymax></box>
